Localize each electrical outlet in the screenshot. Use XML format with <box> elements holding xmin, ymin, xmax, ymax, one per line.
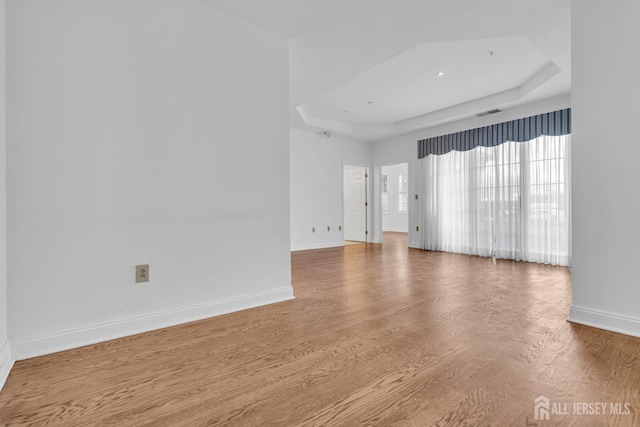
<box><xmin>136</xmin><ymin>264</ymin><xmax>149</xmax><ymax>283</ymax></box>
<box><xmin>327</xmin><ymin>226</ymin><xmax>331</xmax><ymax>231</ymax></box>
<box><xmin>312</xmin><ymin>227</ymin><xmax>316</xmax><ymax>233</ymax></box>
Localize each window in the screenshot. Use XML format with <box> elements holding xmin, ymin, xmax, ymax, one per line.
<box><xmin>381</xmin><ymin>175</ymin><xmax>389</xmax><ymax>214</ymax></box>
<box><xmin>398</xmin><ymin>169</ymin><xmax>408</xmax><ymax>213</ymax></box>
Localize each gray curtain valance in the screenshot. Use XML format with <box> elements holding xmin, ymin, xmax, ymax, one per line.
<box><xmin>417</xmin><ymin>108</ymin><xmax>571</xmax><ymax>158</ymax></box>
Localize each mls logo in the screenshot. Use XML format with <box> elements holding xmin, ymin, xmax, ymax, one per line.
<box><xmin>534</xmin><ymin>396</ymin><xmax>550</xmax><ymax>421</ymax></box>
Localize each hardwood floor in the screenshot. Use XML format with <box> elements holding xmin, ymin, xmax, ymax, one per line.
<box><xmin>2</xmin><ymin>233</ymin><xmax>640</xmax><ymax>426</ymax></box>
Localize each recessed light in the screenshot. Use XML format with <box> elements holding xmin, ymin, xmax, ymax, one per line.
<box><xmin>367</xmin><ymin>101</ymin><xmax>374</xmax><ymax>104</ymax></box>
<box><xmin>436</xmin><ymin>71</ymin><xmax>445</xmax><ymax>77</ymax></box>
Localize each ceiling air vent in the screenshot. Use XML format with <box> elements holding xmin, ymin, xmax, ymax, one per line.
<box><xmin>476</xmin><ymin>109</ymin><xmax>502</xmax><ymax>117</ymax></box>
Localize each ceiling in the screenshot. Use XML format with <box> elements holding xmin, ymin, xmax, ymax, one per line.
<box><xmin>200</xmin><ymin>0</ymin><xmax>571</xmax><ymax>142</ymax></box>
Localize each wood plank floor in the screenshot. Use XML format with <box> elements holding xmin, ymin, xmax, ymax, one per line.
<box><xmin>2</xmin><ymin>232</ymin><xmax>640</xmax><ymax>426</ymax></box>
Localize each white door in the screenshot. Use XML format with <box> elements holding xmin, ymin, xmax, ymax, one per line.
<box><xmin>344</xmin><ymin>165</ymin><xmax>367</xmax><ymax>242</ymax></box>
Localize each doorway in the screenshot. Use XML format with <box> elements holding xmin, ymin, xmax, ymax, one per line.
<box><xmin>380</xmin><ymin>162</ymin><xmax>409</xmax><ymax>242</ymax></box>
<box><xmin>343</xmin><ymin>165</ymin><xmax>368</xmax><ymax>243</ymax></box>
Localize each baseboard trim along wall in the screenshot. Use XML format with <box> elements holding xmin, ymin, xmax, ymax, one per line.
<box><xmin>568</xmin><ymin>305</ymin><xmax>640</xmax><ymax>338</ymax></box>
<box><xmin>0</xmin><ymin>341</ymin><xmax>15</xmax><ymax>392</ymax></box>
<box><xmin>291</xmin><ymin>241</ymin><xmax>345</xmax><ymax>251</ymax></box>
<box><xmin>11</xmin><ymin>287</ymin><xmax>295</xmax><ymax>361</ymax></box>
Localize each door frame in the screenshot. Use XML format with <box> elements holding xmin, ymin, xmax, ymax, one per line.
<box><xmin>374</xmin><ymin>161</ymin><xmax>412</xmax><ymax>246</ymax></box>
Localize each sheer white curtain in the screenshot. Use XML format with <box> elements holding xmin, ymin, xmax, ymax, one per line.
<box><xmin>422</xmin><ymin>135</ymin><xmax>571</xmax><ymax>266</ymax></box>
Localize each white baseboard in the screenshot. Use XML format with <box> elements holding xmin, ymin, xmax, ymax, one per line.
<box><xmin>382</xmin><ymin>228</ymin><xmax>409</xmax><ymax>233</ymax></box>
<box><xmin>568</xmin><ymin>305</ymin><xmax>640</xmax><ymax>338</ymax></box>
<box><xmin>291</xmin><ymin>241</ymin><xmax>344</xmax><ymax>251</ymax></box>
<box><xmin>12</xmin><ymin>286</ymin><xmax>295</xmax><ymax>361</ymax></box>
<box><xmin>0</xmin><ymin>341</ymin><xmax>15</xmax><ymax>392</ymax></box>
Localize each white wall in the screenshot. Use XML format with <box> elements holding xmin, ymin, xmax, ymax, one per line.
<box><xmin>381</xmin><ymin>163</ymin><xmax>408</xmax><ymax>233</ymax></box>
<box><xmin>290</xmin><ymin>128</ymin><xmax>373</xmax><ymax>251</ymax></box>
<box><xmin>372</xmin><ymin>94</ymin><xmax>571</xmax><ymax>247</ymax></box>
<box><xmin>6</xmin><ymin>0</ymin><xmax>292</xmax><ymax>360</ymax></box>
<box><xmin>569</xmin><ymin>2</ymin><xmax>640</xmax><ymax>336</ymax></box>
<box><xmin>0</xmin><ymin>0</ymin><xmax>13</xmax><ymax>391</ymax></box>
